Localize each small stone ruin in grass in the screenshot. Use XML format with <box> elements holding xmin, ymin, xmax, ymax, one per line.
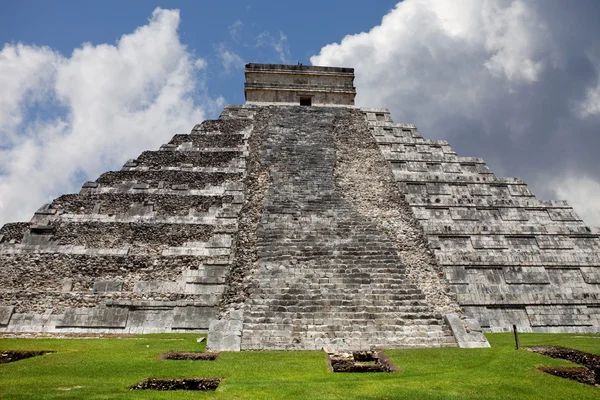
<box><xmin>328</xmin><ymin>351</ymin><xmax>399</xmax><ymax>373</ymax></box>
<box><xmin>129</xmin><ymin>378</ymin><xmax>222</xmax><ymax>391</ymax></box>
<box><xmin>527</xmin><ymin>346</ymin><xmax>600</xmax><ymax>387</ymax></box>
<box><xmin>158</xmin><ymin>351</ymin><xmax>219</xmax><ymax>361</ymax></box>
<box><xmin>0</xmin><ymin>350</ymin><xmax>53</xmax><ymax>364</ymax></box>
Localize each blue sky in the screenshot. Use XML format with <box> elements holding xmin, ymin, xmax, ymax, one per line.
<box><xmin>2</xmin><ymin>0</ymin><xmax>600</xmax><ymax>227</ymax></box>
<box><xmin>1</xmin><ymin>1</ymin><xmax>397</xmax><ymax>106</ymax></box>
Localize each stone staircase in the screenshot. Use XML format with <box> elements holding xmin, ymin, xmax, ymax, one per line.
<box><xmin>240</xmin><ymin>106</ymin><xmax>456</xmax><ymax>350</ymax></box>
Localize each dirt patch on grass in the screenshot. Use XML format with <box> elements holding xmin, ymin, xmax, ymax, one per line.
<box><xmin>537</xmin><ymin>366</ymin><xmax>597</xmax><ymax>386</ymax></box>
<box><xmin>328</xmin><ymin>351</ymin><xmax>399</xmax><ymax>373</ymax></box>
<box><xmin>158</xmin><ymin>352</ymin><xmax>219</xmax><ymax>360</ymax></box>
<box><xmin>528</xmin><ymin>346</ymin><xmax>600</xmax><ymax>387</ymax></box>
<box><xmin>0</xmin><ymin>350</ymin><xmax>53</xmax><ymax>363</ymax></box>
<box><xmin>129</xmin><ymin>378</ymin><xmax>222</xmax><ymax>391</ymax></box>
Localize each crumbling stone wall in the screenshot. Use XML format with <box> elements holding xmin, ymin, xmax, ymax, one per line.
<box><xmin>96</xmin><ymin>171</ymin><xmax>242</xmax><ymax>189</ymax></box>
<box><xmin>0</xmin><ymin>223</ymin><xmax>29</xmax><ymax>244</ymax></box>
<box><xmin>192</xmin><ymin>118</ymin><xmax>251</xmax><ymax>134</ymax></box>
<box><xmin>169</xmin><ymin>134</ymin><xmax>244</xmax><ymax>148</ymax></box>
<box><xmin>135</xmin><ymin>150</ymin><xmax>241</xmax><ymax>169</ymax></box>
<box><xmin>50</xmin><ymin>222</ymin><xmax>216</xmax><ymax>252</ymax></box>
<box><xmin>219</xmin><ymin>107</ymin><xmax>271</xmax><ymax>310</ymax></box>
<box><xmin>51</xmin><ymin>194</ymin><xmax>232</xmax><ymax>216</ymax></box>
<box><xmin>0</xmin><ymin>254</ymin><xmax>214</xmax><ymax>313</ymax></box>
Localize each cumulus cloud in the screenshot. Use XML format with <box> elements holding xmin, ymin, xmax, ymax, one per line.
<box><xmin>0</xmin><ymin>44</ymin><xmax>61</xmax><ymax>144</ymax></box>
<box><xmin>0</xmin><ymin>8</ymin><xmax>216</xmax><ymax>225</ymax></box>
<box><xmin>312</xmin><ymin>0</ymin><xmax>600</xmax><ymax>226</ymax></box>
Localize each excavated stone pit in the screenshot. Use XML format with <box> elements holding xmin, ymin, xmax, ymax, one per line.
<box><xmin>328</xmin><ymin>351</ymin><xmax>398</xmax><ymax>373</ymax></box>
<box><xmin>158</xmin><ymin>351</ymin><xmax>219</xmax><ymax>361</ymax></box>
<box><xmin>129</xmin><ymin>378</ymin><xmax>222</xmax><ymax>391</ymax></box>
<box><xmin>537</xmin><ymin>366</ymin><xmax>597</xmax><ymax>386</ymax></box>
<box><xmin>0</xmin><ymin>350</ymin><xmax>53</xmax><ymax>363</ymax></box>
<box><xmin>528</xmin><ymin>346</ymin><xmax>600</xmax><ymax>386</ymax></box>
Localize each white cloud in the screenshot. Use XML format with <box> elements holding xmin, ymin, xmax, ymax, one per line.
<box><xmin>579</xmin><ymin>67</ymin><xmax>600</xmax><ymax>117</ymax></box>
<box><xmin>256</xmin><ymin>31</ymin><xmax>291</xmax><ymax>64</ymax></box>
<box><xmin>0</xmin><ymin>44</ymin><xmax>61</xmax><ymax>145</ymax></box>
<box><xmin>216</xmin><ymin>43</ymin><xmax>245</xmax><ymax>72</ymax></box>
<box><xmin>0</xmin><ymin>8</ymin><xmax>217</xmax><ymax>225</ymax></box>
<box><xmin>550</xmin><ymin>175</ymin><xmax>600</xmax><ymax>226</ymax></box>
<box><xmin>580</xmin><ymin>87</ymin><xmax>600</xmax><ymax>117</ymax></box>
<box><xmin>311</xmin><ymin>0</ymin><xmax>600</xmax><ymax>227</ymax></box>
<box><xmin>229</xmin><ymin>20</ymin><xmax>243</xmax><ymax>42</ymax></box>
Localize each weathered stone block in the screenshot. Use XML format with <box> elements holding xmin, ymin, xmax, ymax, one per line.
<box><xmin>57</xmin><ymin>307</ymin><xmax>129</xmax><ymax>328</ymax></box>
<box><xmin>0</xmin><ymin>306</ymin><xmax>15</xmax><ymax>326</ymax></box>
<box><xmin>61</xmin><ymin>279</ymin><xmax>73</xmax><ymax>293</ymax></box>
<box><xmin>526</xmin><ymin>306</ymin><xmax>592</xmax><ymax>327</ymax></box>
<box><xmin>580</xmin><ymin>267</ymin><xmax>600</xmax><ymax>284</ymax></box>
<box><xmin>93</xmin><ymin>281</ymin><xmax>123</xmax><ymax>293</ymax></box>
<box><xmin>133</xmin><ymin>280</ymin><xmax>181</xmax><ymax>293</ymax></box>
<box><xmin>172</xmin><ymin>306</ymin><xmax>217</xmax><ymax>329</ymax></box>
<box><xmin>503</xmin><ymin>267</ymin><xmax>550</xmax><ymax>284</ymax></box>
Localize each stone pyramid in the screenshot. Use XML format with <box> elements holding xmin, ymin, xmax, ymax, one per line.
<box><xmin>0</xmin><ymin>64</ymin><xmax>598</xmax><ymax>351</ymax></box>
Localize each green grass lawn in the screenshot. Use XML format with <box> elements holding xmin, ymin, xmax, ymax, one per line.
<box><xmin>1</xmin><ymin>333</ymin><xmax>598</xmax><ymax>399</ymax></box>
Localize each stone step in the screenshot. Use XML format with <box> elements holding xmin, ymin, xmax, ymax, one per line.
<box><xmin>0</xmin><ymin>223</ymin><xmax>29</xmax><ymax>244</ymax></box>
<box><xmin>23</xmin><ymin>221</ymin><xmax>215</xmax><ymax>250</ymax></box>
<box><xmin>394</xmin><ymin>156</ymin><xmax>487</xmax><ymax>169</ymax></box>
<box><xmin>406</xmin><ymin>196</ymin><xmax>572</xmax><ymax>210</ymax></box>
<box><xmin>243</xmin><ymin>319</ymin><xmax>448</xmax><ymax>331</ymax></box>
<box><xmin>95</xmin><ymin>170</ymin><xmax>243</xmax><ymax>190</ymax></box>
<box><xmin>254</xmin><ymin>285</ymin><xmax>425</xmax><ymax>294</ymax></box>
<box><xmin>255</xmin><ymin>287</ymin><xmax>424</xmax><ymax>296</ymax></box>
<box><xmin>133</xmin><ymin>150</ymin><xmax>243</xmax><ymax>169</ymax></box>
<box><xmin>245</xmin><ymin>307</ymin><xmax>437</xmax><ymax>316</ymax></box>
<box><xmin>192</xmin><ymin>118</ymin><xmax>252</xmax><ymax>134</ymax></box>
<box><xmin>169</xmin><ymin>133</ymin><xmax>245</xmax><ymax>148</ymax></box>
<box><xmin>393</xmin><ymin>171</ymin><xmax>528</xmax><ymax>186</ymax></box>
<box><xmin>435</xmin><ymin>250</ymin><xmax>600</xmax><ymax>267</ymax></box>
<box><xmin>48</xmin><ymin>193</ymin><xmax>232</xmax><ymax>217</ymax></box>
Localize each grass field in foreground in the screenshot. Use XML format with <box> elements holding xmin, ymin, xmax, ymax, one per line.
<box><xmin>0</xmin><ymin>333</ymin><xmax>598</xmax><ymax>399</ymax></box>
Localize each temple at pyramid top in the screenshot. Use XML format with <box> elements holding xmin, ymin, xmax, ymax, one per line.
<box><xmin>244</xmin><ymin>63</ymin><xmax>356</xmax><ymax>106</ymax></box>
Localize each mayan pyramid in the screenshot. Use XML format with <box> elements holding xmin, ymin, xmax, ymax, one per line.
<box><xmin>0</xmin><ymin>64</ymin><xmax>598</xmax><ymax>351</ymax></box>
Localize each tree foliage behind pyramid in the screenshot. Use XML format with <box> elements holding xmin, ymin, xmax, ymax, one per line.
<box><xmin>0</xmin><ymin>64</ymin><xmax>598</xmax><ymax>350</ymax></box>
